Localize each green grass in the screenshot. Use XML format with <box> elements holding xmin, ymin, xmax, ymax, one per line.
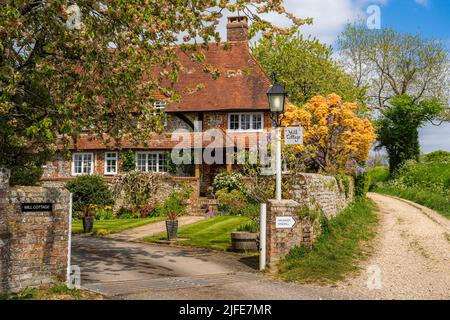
<box><xmin>72</xmin><ymin>216</ymin><xmax>166</xmax><ymax>235</ymax></box>
<box><xmin>370</xmin><ymin>161</ymin><xmax>450</xmax><ymax>218</ymax></box>
<box><xmin>0</xmin><ymin>284</ymin><xmax>103</xmax><ymax>300</ymax></box>
<box><xmin>374</xmin><ymin>186</ymin><xmax>450</xmax><ymax>218</ymax></box>
<box><xmin>144</xmin><ymin>215</ymin><xmax>251</xmax><ymax>251</ymax></box>
<box><xmin>367</xmin><ymin>166</ymin><xmax>390</xmax><ymax>190</ymax></box>
<box><xmin>278</xmin><ymin>199</ymin><xmax>378</xmax><ymax>284</ymax></box>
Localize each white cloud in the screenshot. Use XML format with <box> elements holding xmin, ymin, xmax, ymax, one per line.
<box><xmin>217</xmin><ymin>0</ymin><xmax>389</xmax><ymax>45</ymax></box>
<box><xmin>415</xmin><ymin>0</ymin><xmax>429</xmax><ymax>7</ymax></box>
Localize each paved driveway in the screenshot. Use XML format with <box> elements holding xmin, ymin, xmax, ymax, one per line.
<box><xmin>72</xmin><ymin>236</ymin><xmax>346</xmax><ymax>300</ymax></box>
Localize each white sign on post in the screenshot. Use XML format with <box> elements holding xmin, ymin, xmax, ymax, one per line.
<box><xmin>284</xmin><ymin>127</ymin><xmax>303</xmax><ymax>145</ymax></box>
<box><xmin>275</xmin><ymin>216</ymin><xmax>297</xmax><ymax>229</ymax></box>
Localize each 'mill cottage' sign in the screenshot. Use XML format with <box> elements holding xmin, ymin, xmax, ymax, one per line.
<box><xmin>21</xmin><ymin>203</ymin><xmax>53</xmax><ymax>212</ymax></box>
<box><xmin>284</xmin><ymin>127</ymin><xmax>303</xmax><ymax>145</ymax></box>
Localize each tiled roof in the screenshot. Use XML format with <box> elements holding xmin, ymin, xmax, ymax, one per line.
<box><xmin>165</xmin><ymin>42</ymin><xmax>272</xmax><ymax>112</ymax></box>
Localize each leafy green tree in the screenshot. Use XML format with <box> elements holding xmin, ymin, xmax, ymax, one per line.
<box><xmin>376</xmin><ymin>95</ymin><xmax>444</xmax><ymax>173</ymax></box>
<box><xmin>252</xmin><ymin>31</ymin><xmax>364</xmax><ymax>107</ymax></box>
<box><xmin>0</xmin><ymin>1</ymin><xmax>306</xmax><ymax>183</ymax></box>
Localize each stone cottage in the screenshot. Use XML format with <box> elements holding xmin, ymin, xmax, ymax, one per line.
<box><xmin>42</xmin><ymin>16</ymin><xmax>274</xmax><ymax>197</ymax></box>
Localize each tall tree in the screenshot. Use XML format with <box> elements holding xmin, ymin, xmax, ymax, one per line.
<box><xmin>0</xmin><ymin>0</ymin><xmax>306</xmax><ymax>184</ymax></box>
<box><xmin>338</xmin><ymin>24</ymin><xmax>450</xmax><ymax>114</ymax></box>
<box><xmin>252</xmin><ymin>31</ymin><xmax>364</xmax><ymax>107</ymax></box>
<box><xmin>376</xmin><ymin>95</ymin><xmax>444</xmax><ymax>174</ymax></box>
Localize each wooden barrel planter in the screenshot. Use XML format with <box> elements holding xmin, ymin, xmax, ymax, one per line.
<box><xmin>231</xmin><ymin>232</ymin><xmax>258</xmax><ymax>253</ymax></box>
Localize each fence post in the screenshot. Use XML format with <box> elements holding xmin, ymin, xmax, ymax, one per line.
<box><xmin>259</xmin><ymin>203</ymin><xmax>267</xmax><ymax>271</ymax></box>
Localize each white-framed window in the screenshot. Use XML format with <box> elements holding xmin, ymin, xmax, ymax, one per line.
<box><xmin>104</xmin><ymin>152</ymin><xmax>118</xmax><ymax>175</ymax></box>
<box><xmin>135</xmin><ymin>152</ymin><xmax>168</xmax><ymax>173</ymax></box>
<box><xmin>228</xmin><ymin>113</ymin><xmax>264</xmax><ymax>131</ymax></box>
<box><xmin>72</xmin><ymin>152</ymin><xmax>94</xmax><ymax>176</ymax></box>
<box><xmin>153</xmin><ymin>101</ymin><xmax>168</xmax><ymax>126</ymax></box>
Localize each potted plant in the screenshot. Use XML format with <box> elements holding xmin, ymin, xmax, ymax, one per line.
<box><xmin>166</xmin><ymin>212</ymin><xmax>178</xmax><ymax>240</ymax></box>
<box><xmin>82</xmin><ymin>205</ymin><xmax>95</xmax><ymax>233</ymax></box>
<box><xmin>231</xmin><ymin>221</ymin><xmax>259</xmax><ymax>253</ymax></box>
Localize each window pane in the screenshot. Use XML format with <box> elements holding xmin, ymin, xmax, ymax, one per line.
<box><xmin>105</xmin><ymin>153</ymin><xmax>117</xmax><ymax>174</ymax></box>
<box><xmin>158</xmin><ymin>153</ymin><xmax>167</xmax><ymax>173</ymax></box>
<box><xmin>74</xmin><ymin>154</ymin><xmax>82</xmax><ymax>174</ymax></box>
<box><xmin>252</xmin><ymin>114</ymin><xmax>262</xmax><ymax>130</ymax></box>
<box><xmin>136</xmin><ymin>153</ymin><xmax>147</xmax><ymax>171</ymax></box>
<box><xmin>148</xmin><ymin>154</ymin><xmax>158</xmax><ymax>172</ymax></box>
<box><xmin>230</xmin><ymin>114</ymin><xmax>239</xmax><ymax>130</ymax></box>
<box><xmin>241</xmin><ymin>114</ymin><xmax>251</xmax><ymax>130</ymax></box>
<box><xmin>82</xmin><ymin>154</ymin><xmax>92</xmax><ymax>173</ymax></box>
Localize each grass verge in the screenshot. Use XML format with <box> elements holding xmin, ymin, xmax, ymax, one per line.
<box><xmin>72</xmin><ymin>216</ymin><xmax>166</xmax><ymax>235</ymax></box>
<box><xmin>144</xmin><ymin>215</ymin><xmax>251</xmax><ymax>251</ymax></box>
<box><xmin>0</xmin><ymin>284</ymin><xmax>103</xmax><ymax>300</ymax></box>
<box><xmin>373</xmin><ymin>186</ymin><xmax>450</xmax><ymax>219</ymax></box>
<box><xmin>278</xmin><ymin>199</ymin><xmax>378</xmax><ymax>284</ymax></box>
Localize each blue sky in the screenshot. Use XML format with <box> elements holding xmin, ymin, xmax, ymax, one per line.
<box><xmin>219</xmin><ymin>0</ymin><xmax>450</xmax><ymax>152</ymax></box>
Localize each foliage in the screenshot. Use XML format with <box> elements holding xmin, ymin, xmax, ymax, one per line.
<box><xmin>319</xmin><ymin>214</ymin><xmax>330</xmax><ymax>235</ymax></box>
<box><xmin>153</xmin><ymin>191</ymin><xmax>191</xmax><ymax>218</ymax></box>
<box><xmin>0</xmin><ymin>1</ymin><xmax>308</xmax><ymax>176</ymax></box>
<box><xmin>282</xmin><ymin>94</ymin><xmax>377</xmax><ymax>174</ymax></box>
<box><xmin>90</xmin><ymin>205</ymin><xmax>115</xmax><ymax>220</ymax></box>
<box><xmin>120</xmin><ymin>150</ymin><xmax>136</xmax><ymax>173</ymax></box>
<box><xmin>354</xmin><ymin>172</ymin><xmax>371</xmax><ymax>198</ymax></box>
<box><xmin>279</xmin><ymin>199</ymin><xmax>378</xmax><ymax>283</ymax></box>
<box><xmin>373</xmin><ymin>158</ymin><xmax>450</xmax><ymax>218</ymax></box>
<box><xmin>66</xmin><ymin>175</ymin><xmax>113</xmax><ymax>212</ymax></box>
<box><xmin>338</xmin><ymin>23</ymin><xmax>450</xmax><ymax>115</ymax></box>
<box><xmin>212</xmin><ymin>171</ymin><xmax>247</xmax><ymax>193</ymax></box>
<box><xmin>376</xmin><ymin>95</ymin><xmax>444</xmax><ymax>173</ymax></box>
<box><xmin>367</xmin><ymin>167</ymin><xmax>390</xmax><ymax>191</ymax></box>
<box><xmin>335</xmin><ymin>174</ymin><xmax>351</xmax><ymax>197</ymax></box>
<box><xmin>112</xmin><ymin>171</ymin><xmax>158</xmax><ymax>209</ymax></box>
<box><xmin>237</xmin><ymin>221</ymin><xmax>259</xmax><ymax>233</ymax></box>
<box><xmin>9</xmin><ymin>164</ymin><xmax>44</xmax><ymax>186</ymax></box>
<box><xmin>215</xmin><ymin>188</ymin><xmax>247</xmax><ymax>215</ymax></box>
<box><xmin>423</xmin><ymin>150</ymin><xmax>450</xmax><ymax>163</ymax></box>
<box><xmin>253</xmin><ymin>31</ymin><xmax>364</xmax><ymax>107</ymax></box>
<box><xmin>145</xmin><ymin>216</ymin><xmax>251</xmax><ymax>251</ymax></box>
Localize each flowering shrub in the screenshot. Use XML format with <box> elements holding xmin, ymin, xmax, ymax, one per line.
<box><xmin>212</xmin><ymin>172</ymin><xmax>247</xmax><ymax>193</ymax></box>
<box><xmin>215</xmin><ymin>189</ymin><xmax>247</xmax><ymax>215</ymax></box>
<box><xmin>282</xmin><ymin>94</ymin><xmax>377</xmax><ymax>174</ymax></box>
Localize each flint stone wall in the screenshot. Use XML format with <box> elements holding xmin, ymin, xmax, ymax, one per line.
<box><xmin>287</xmin><ymin>173</ymin><xmax>354</xmax><ymax>218</ymax></box>
<box><xmin>0</xmin><ymin>185</ymin><xmax>70</xmax><ymax>294</ymax></box>
<box><xmin>266</xmin><ymin>173</ymin><xmax>354</xmax><ymax>268</ymax></box>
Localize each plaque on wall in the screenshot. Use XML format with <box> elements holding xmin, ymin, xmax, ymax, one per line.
<box><xmin>21</xmin><ymin>203</ymin><xmax>53</xmax><ymax>212</ymax></box>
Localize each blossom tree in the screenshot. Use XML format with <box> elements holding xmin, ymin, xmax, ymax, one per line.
<box><xmin>282</xmin><ymin>94</ymin><xmax>377</xmax><ymax>174</ymax></box>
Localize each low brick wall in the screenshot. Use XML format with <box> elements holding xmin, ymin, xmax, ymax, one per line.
<box><xmin>287</xmin><ymin>173</ymin><xmax>354</xmax><ymax>218</ymax></box>
<box><xmin>0</xmin><ymin>186</ymin><xmax>70</xmax><ymax>293</ymax></box>
<box><xmin>266</xmin><ymin>199</ymin><xmax>301</xmax><ymax>268</ymax></box>
<box><xmin>265</xmin><ymin>173</ymin><xmax>354</xmax><ymax>268</ymax></box>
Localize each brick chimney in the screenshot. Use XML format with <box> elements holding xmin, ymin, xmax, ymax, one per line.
<box><xmin>227</xmin><ymin>16</ymin><xmax>249</xmax><ymax>42</ymax></box>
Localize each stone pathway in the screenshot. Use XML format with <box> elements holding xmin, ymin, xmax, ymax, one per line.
<box><xmin>334</xmin><ymin>193</ymin><xmax>450</xmax><ymax>300</ymax></box>
<box><xmin>106</xmin><ymin>216</ymin><xmax>205</xmax><ymax>241</ymax></box>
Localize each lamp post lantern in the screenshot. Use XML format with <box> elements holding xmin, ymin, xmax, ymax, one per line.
<box><xmin>267</xmin><ymin>83</ymin><xmax>287</xmax><ymax>201</ymax></box>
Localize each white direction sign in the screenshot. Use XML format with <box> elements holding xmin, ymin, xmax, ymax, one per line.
<box><xmin>275</xmin><ymin>216</ymin><xmax>297</xmax><ymax>229</ymax></box>
<box><xmin>284</xmin><ymin>127</ymin><xmax>303</xmax><ymax>145</ymax></box>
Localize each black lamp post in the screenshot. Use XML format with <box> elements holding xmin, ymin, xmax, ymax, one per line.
<box><xmin>267</xmin><ymin>83</ymin><xmax>287</xmax><ymax>201</ymax></box>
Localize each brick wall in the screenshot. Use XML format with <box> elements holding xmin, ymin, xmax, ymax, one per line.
<box><xmin>265</xmin><ymin>173</ymin><xmax>354</xmax><ymax>268</ymax></box>
<box><xmin>0</xmin><ymin>185</ymin><xmax>70</xmax><ymax>293</ymax></box>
